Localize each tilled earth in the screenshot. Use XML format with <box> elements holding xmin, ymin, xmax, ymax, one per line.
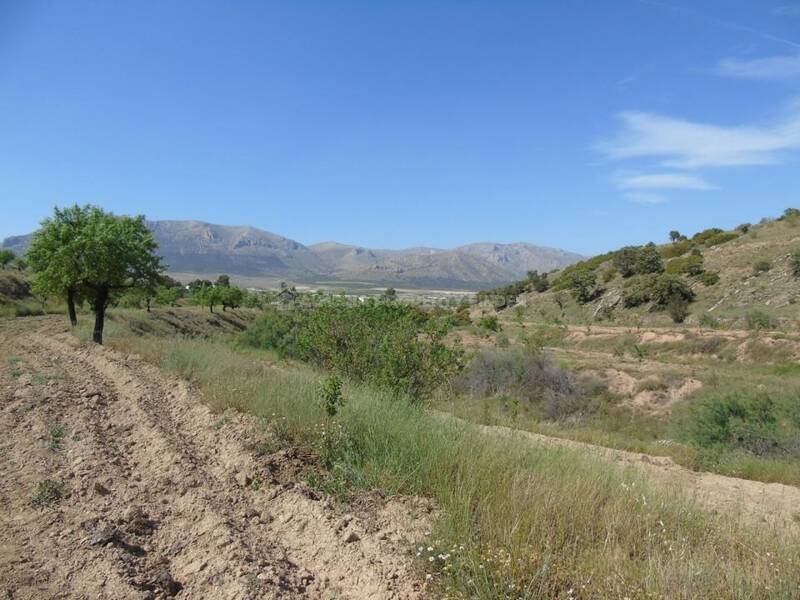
<box><xmin>0</xmin><ymin>318</ymin><xmax>431</xmax><ymax>599</ymax></box>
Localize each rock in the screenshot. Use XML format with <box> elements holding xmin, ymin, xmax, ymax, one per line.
<box><xmin>88</xmin><ymin>527</ymin><xmax>117</xmax><ymax>547</ymax></box>
<box><xmin>184</xmin><ymin>559</ymin><xmax>207</xmax><ymax>575</ymax></box>
<box><xmin>234</xmin><ymin>472</ymin><xmax>252</xmax><ymax>487</ymax></box>
<box><xmin>152</xmin><ymin>569</ymin><xmax>182</xmax><ymax>596</ymax></box>
<box><xmin>343</xmin><ymin>531</ymin><xmax>360</xmax><ymax>543</ymax></box>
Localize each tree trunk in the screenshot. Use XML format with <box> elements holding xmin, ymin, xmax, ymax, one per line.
<box><xmin>66</xmin><ymin>288</ymin><xmax>78</xmax><ymax>327</ymax></box>
<box><xmin>92</xmin><ymin>287</ymin><xmax>109</xmax><ymax>344</ymax></box>
<box><xmin>146</xmin><ymin>297</ymin><xmax>151</xmax><ymax>313</ymax></box>
<box><xmin>209</xmin><ymin>304</ymin><xmax>214</xmax><ymax>313</ymax></box>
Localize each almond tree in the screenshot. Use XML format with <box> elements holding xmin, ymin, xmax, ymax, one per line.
<box><xmin>29</xmin><ymin>205</ymin><xmax>163</xmax><ymax>343</ymax></box>
<box><xmin>27</xmin><ymin>205</ymin><xmax>92</xmax><ymax>326</ymax></box>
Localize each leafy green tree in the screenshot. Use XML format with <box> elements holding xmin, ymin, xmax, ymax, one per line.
<box><xmin>216</xmin><ymin>274</ymin><xmax>230</xmax><ymax>287</ymax></box>
<box><xmin>669</xmin><ymin>230</ymin><xmax>682</xmax><ymax>243</ymax></box>
<box><xmin>27</xmin><ymin>205</ymin><xmax>94</xmax><ymax>326</ymax></box>
<box><xmin>29</xmin><ymin>205</ymin><xmax>163</xmax><ymax>342</ymax></box>
<box><xmin>155</xmin><ymin>285</ymin><xmax>182</xmax><ymax>306</ymax></box>
<box><xmin>0</xmin><ymin>249</ymin><xmax>14</xmax><ymax>269</ymax></box>
<box><xmin>220</xmin><ymin>286</ymin><xmax>244</xmax><ymax>311</ymax></box>
<box><xmin>612</xmin><ymin>246</ymin><xmax>640</xmax><ymax>278</ymax></box>
<box><xmin>80</xmin><ymin>209</ymin><xmax>162</xmax><ymax>342</ymax></box>
<box><xmin>526</xmin><ymin>270</ymin><xmax>550</xmax><ymax>292</ymax></box>
<box><xmin>188</xmin><ymin>279</ymin><xmax>213</xmax><ymax>292</ymax></box>
<box><xmin>650</xmin><ymin>273</ymin><xmax>694</xmax><ymax>308</ymax></box>
<box><xmin>634</xmin><ymin>243</ymin><xmax>664</xmax><ymax>275</ymax></box>
<box><xmin>565</xmin><ymin>267</ymin><xmax>597</xmax><ymax>304</ymax></box>
<box><xmin>192</xmin><ymin>283</ymin><xmax>223</xmax><ymax>312</ymax></box>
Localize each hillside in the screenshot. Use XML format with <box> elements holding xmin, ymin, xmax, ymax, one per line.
<box><xmin>3</xmin><ymin>220</ymin><xmax>582</xmax><ymax>290</ymax></box>
<box><xmin>484</xmin><ymin>208</ymin><xmax>800</xmax><ymax>328</ymax></box>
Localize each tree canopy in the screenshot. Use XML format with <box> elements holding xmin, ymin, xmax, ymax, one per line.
<box><xmin>28</xmin><ymin>205</ymin><xmax>163</xmax><ymax>343</ymax></box>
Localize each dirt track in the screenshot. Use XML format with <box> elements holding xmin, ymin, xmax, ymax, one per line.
<box><xmin>0</xmin><ymin>321</ymin><xmax>430</xmax><ymax>599</ymax></box>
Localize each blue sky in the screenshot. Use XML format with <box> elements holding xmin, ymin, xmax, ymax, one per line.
<box><xmin>2</xmin><ymin>1</ymin><xmax>799</xmax><ymax>255</ymax></box>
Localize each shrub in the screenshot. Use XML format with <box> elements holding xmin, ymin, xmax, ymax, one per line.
<box><xmin>660</xmin><ymin>240</ymin><xmax>692</xmax><ymax>259</ymax></box>
<box><xmin>753</xmin><ymin>259</ymin><xmax>772</xmax><ymax>275</ymax></box>
<box><xmin>667</xmin><ymin>296</ymin><xmax>690</xmax><ymax>323</ymax></box>
<box><xmin>454</xmin><ymin>348</ymin><xmax>594</xmax><ymax>420</ymax></box>
<box><xmin>622</xmin><ymin>274</ymin><xmax>657</xmax><ymax>308</ymax></box>
<box><xmin>746</xmin><ymin>309</ymin><xmax>778</xmax><ymax>330</ymax></box>
<box><xmin>240</xmin><ymin>307</ymin><xmax>301</xmax><ymax>356</ymax></box>
<box><xmin>790</xmin><ymin>249</ymin><xmax>800</xmax><ymax>278</ymax></box>
<box><xmin>665</xmin><ymin>254</ymin><xmax>704</xmax><ymax>276</ymax></box>
<box><xmin>244</xmin><ymin>300</ymin><xmax>462</xmax><ymax>398</ymax></box>
<box><xmin>318</xmin><ymin>375</ymin><xmax>344</xmax><ymax>417</ymax></box>
<box><xmin>737</xmin><ymin>223</ymin><xmax>751</xmax><ymax>234</ymax></box>
<box><xmin>704</xmin><ymin>231</ymin><xmax>739</xmax><ymax>247</ymax></box>
<box><xmin>692</xmin><ymin>228</ymin><xmax>723</xmax><ymax>244</ymax></box>
<box><xmin>563</xmin><ymin>267</ymin><xmax>598</xmax><ymax>304</ymax></box>
<box><xmin>650</xmin><ymin>274</ymin><xmax>694</xmax><ymax>308</ymax></box>
<box><xmin>634</xmin><ymin>243</ymin><xmax>664</xmax><ymax>275</ymax></box>
<box><xmin>683</xmin><ymin>391</ymin><xmax>800</xmax><ymax>457</ymax></box>
<box><xmin>700</xmin><ymin>270</ymin><xmax>720</xmax><ymax>286</ymax></box>
<box><xmin>612</xmin><ymin>246</ymin><xmax>640</xmax><ymax>277</ymax></box>
<box><xmin>601</xmin><ymin>266</ymin><xmax>618</xmax><ymax>283</ymax></box>
<box><xmin>699</xmin><ymin>313</ymin><xmax>719</xmax><ymax>329</ymax></box>
<box><xmin>478</xmin><ymin>315</ymin><xmax>500</xmax><ymax>332</ymax></box>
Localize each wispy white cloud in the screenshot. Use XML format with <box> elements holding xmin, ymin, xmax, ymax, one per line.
<box><xmin>596</xmin><ymin>103</ymin><xmax>800</xmax><ymax>168</ymax></box>
<box><xmin>717</xmin><ymin>54</ymin><xmax>800</xmax><ymax>80</ymax></box>
<box><xmin>774</xmin><ymin>5</ymin><xmax>800</xmax><ymax>17</ymax></box>
<box><xmin>624</xmin><ymin>192</ymin><xmax>668</xmax><ymax>204</ymax></box>
<box><xmin>616</xmin><ymin>172</ymin><xmax>717</xmax><ymax>190</ymax></box>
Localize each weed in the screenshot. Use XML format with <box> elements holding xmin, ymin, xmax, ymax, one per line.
<box><xmin>30</xmin><ymin>479</ymin><xmax>63</xmax><ymax>507</ymax></box>
<box><xmin>45</xmin><ymin>424</ymin><xmax>68</xmax><ymax>451</ymax></box>
<box><xmin>318</xmin><ymin>375</ymin><xmax>344</xmax><ymax>417</ymax></box>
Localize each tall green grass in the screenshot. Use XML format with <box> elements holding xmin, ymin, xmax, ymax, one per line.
<box><xmin>105</xmin><ymin>332</ymin><xmax>800</xmax><ymax>599</ymax></box>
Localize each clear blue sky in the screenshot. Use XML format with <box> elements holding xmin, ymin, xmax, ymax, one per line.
<box><xmin>2</xmin><ymin>1</ymin><xmax>799</xmax><ymax>255</ymax></box>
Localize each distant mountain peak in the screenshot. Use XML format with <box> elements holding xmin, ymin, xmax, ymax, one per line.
<box><xmin>3</xmin><ymin>219</ymin><xmax>583</xmax><ymax>290</ymax></box>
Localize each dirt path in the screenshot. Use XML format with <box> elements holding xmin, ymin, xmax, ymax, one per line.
<box><xmin>448</xmin><ymin>415</ymin><xmax>800</xmax><ymax>531</ymax></box>
<box><xmin>0</xmin><ymin>321</ymin><xmax>430</xmax><ymax>599</ymax></box>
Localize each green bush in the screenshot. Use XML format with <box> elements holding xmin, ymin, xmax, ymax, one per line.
<box><xmin>700</xmin><ymin>270</ymin><xmax>720</xmax><ymax>286</ymax></box>
<box><xmin>240</xmin><ymin>306</ymin><xmax>301</xmax><ymax>355</ymax></box>
<box><xmin>623</xmin><ymin>273</ymin><xmax>693</xmax><ymax>311</ymax></box>
<box><xmin>692</xmin><ymin>228</ymin><xmax>724</xmax><ymax>244</ymax></box>
<box><xmin>660</xmin><ymin>240</ymin><xmax>692</xmax><ymax>259</ymax></box>
<box><xmin>243</xmin><ymin>300</ymin><xmax>462</xmax><ymax>398</ymax></box>
<box><xmin>791</xmin><ymin>249</ymin><xmax>800</xmax><ymax>278</ymax></box>
<box><xmin>699</xmin><ymin>313</ymin><xmax>719</xmax><ymax>329</ymax></box>
<box><xmin>478</xmin><ymin>315</ymin><xmax>500</xmax><ymax>332</ymax></box>
<box><xmin>746</xmin><ymin>309</ymin><xmax>778</xmax><ymax>330</ymax></box>
<box><xmin>650</xmin><ymin>273</ymin><xmax>694</xmax><ymax>308</ymax></box>
<box><xmin>612</xmin><ymin>246</ymin><xmax>640</xmax><ymax>277</ymax></box>
<box><xmin>682</xmin><ymin>391</ymin><xmax>800</xmax><ymax>458</ymax></box>
<box><xmin>561</xmin><ymin>266</ymin><xmax>598</xmax><ymax>304</ymax></box>
<box><xmin>667</xmin><ymin>296</ymin><xmax>690</xmax><ymax>323</ymax></box>
<box><xmin>703</xmin><ymin>231</ymin><xmax>739</xmax><ymax>247</ymax></box>
<box><xmin>665</xmin><ymin>254</ymin><xmax>704</xmax><ymax>276</ymax></box>
<box><xmin>622</xmin><ymin>274</ymin><xmax>657</xmax><ymax>308</ymax></box>
<box><xmin>634</xmin><ymin>242</ymin><xmax>664</xmax><ymax>275</ymax></box>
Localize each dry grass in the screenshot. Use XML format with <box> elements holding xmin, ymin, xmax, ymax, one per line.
<box><xmin>95</xmin><ymin>316</ymin><xmax>800</xmax><ymax>599</ymax></box>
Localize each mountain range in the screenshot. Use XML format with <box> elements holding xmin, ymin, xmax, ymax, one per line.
<box><xmin>2</xmin><ymin>220</ymin><xmax>582</xmax><ymax>290</ymax></box>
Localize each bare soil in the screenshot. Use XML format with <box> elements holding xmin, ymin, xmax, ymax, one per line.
<box><xmin>0</xmin><ymin>319</ymin><xmax>431</xmax><ymax>599</ymax></box>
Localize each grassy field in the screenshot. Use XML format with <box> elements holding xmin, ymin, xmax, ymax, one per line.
<box><xmin>74</xmin><ymin>309</ymin><xmax>800</xmax><ymax>599</ymax></box>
